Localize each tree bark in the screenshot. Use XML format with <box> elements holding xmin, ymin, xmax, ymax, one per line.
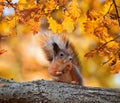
<box><xmin>0</xmin><ymin>78</ymin><xmax>120</xmax><ymax>103</ymax></box>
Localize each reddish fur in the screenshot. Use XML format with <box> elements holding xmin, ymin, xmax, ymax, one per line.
<box><xmin>40</xmin><ymin>34</ymin><xmax>83</xmax><ymax>85</ymax></box>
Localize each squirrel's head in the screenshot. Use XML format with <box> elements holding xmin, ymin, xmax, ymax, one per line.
<box><xmin>52</xmin><ymin>41</ymin><xmax>72</xmax><ymax>63</ymax></box>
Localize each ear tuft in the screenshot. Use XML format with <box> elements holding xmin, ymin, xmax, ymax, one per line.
<box><xmin>52</xmin><ymin>43</ymin><xmax>60</xmax><ymax>55</ymax></box>
<box><xmin>65</xmin><ymin>40</ymin><xmax>69</xmax><ymax>49</ymax></box>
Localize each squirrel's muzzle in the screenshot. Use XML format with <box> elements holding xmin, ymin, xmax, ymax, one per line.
<box><xmin>63</xmin><ymin>56</ymin><xmax>72</xmax><ymax>63</ymax></box>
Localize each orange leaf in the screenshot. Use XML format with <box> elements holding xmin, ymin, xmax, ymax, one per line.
<box><xmin>84</xmin><ymin>50</ymin><xmax>96</xmax><ymax>58</ymax></box>
<box><xmin>87</xmin><ymin>9</ymin><xmax>101</xmax><ymax>20</ymax></box>
<box><xmin>110</xmin><ymin>60</ymin><xmax>120</xmax><ymax>74</ymax></box>
<box><xmin>0</xmin><ymin>0</ymin><xmax>4</xmax><ymax>16</ymax></box>
<box><xmin>0</xmin><ymin>49</ymin><xmax>7</xmax><ymax>54</ymax></box>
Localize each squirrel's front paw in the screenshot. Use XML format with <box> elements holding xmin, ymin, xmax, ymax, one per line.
<box><xmin>71</xmin><ymin>81</ymin><xmax>78</xmax><ymax>84</ymax></box>
<box><xmin>56</xmin><ymin>71</ymin><xmax>63</xmax><ymax>75</ymax></box>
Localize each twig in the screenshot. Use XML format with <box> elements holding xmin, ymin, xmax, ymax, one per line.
<box><xmin>5</xmin><ymin>0</ymin><xmax>16</xmax><ymax>9</ymax></box>
<box><xmin>112</xmin><ymin>0</ymin><xmax>120</xmax><ymax>26</ymax></box>
<box><xmin>96</xmin><ymin>35</ymin><xmax>120</xmax><ymax>52</ymax></box>
<box><xmin>5</xmin><ymin>0</ymin><xmax>17</xmax><ymax>35</ymax></box>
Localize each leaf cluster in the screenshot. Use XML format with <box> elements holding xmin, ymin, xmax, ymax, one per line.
<box><xmin>0</xmin><ymin>0</ymin><xmax>120</xmax><ymax>73</ymax></box>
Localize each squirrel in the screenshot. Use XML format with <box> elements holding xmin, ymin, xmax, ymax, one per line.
<box><xmin>39</xmin><ymin>34</ymin><xmax>83</xmax><ymax>85</ymax></box>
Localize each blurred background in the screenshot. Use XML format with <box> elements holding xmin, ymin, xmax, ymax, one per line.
<box><xmin>0</xmin><ymin>0</ymin><xmax>120</xmax><ymax>88</ymax></box>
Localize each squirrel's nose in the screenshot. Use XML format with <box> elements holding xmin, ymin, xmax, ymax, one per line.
<box><xmin>68</xmin><ymin>56</ymin><xmax>72</xmax><ymax>61</ymax></box>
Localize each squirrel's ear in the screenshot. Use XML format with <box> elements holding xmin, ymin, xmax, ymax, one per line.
<box><xmin>65</xmin><ymin>40</ymin><xmax>69</xmax><ymax>49</ymax></box>
<box><xmin>52</xmin><ymin>43</ymin><xmax>60</xmax><ymax>55</ymax></box>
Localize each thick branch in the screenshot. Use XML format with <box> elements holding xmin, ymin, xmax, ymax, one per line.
<box><xmin>0</xmin><ymin>78</ymin><xmax>120</xmax><ymax>103</ymax></box>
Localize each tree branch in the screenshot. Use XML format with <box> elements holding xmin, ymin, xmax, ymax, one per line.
<box><xmin>112</xmin><ymin>0</ymin><xmax>120</xmax><ymax>26</ymax></box>
<box><xmin>0</xmin><ymin>78</ymin><xmax>120</xmax><ymax>103</ymax></box>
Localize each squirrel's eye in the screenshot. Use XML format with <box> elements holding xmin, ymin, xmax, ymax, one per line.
<box><xmin>59</xmin><ymin>52</ymin><xmax>64</xmax><ymax>57</ymax></box>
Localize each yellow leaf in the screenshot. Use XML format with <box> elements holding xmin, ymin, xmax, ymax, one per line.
<box><xmin>47</xmin><ymin>17</ymin><xmax>62</xmax><ymax>33</ymax></box>
<box><xmin>107</xmin><ymin>41</ymin><xmax>119</xmax><ymax>50</ymax></box>
<box><xmin>62</xmin><ymin>16</ymin><xmax>74</xmax><ymax>33</ymax></box>
<box><xmin>18</xmin><ymin>0</ymin><xmax>36</xmax><ymax>10</ymax></box>
<box><xmin>68</xmin><ymin>0</ymin><xmax>81</xmax><ymax>19</ymax></box>
<box><xmin>0</xmin><ymin>21</ymin><xmax>10</xmax><ymax>34</ymax></box>
<box><xmin>7</xmin><ymin>16</ymin><xmax>18</xmax><ymax>28</ymax></box>
<box><xmin>44</xmin><ymin>0</ymin><xmax>58</xmax><ymax>14</ymax></box>
<box><xmin>18</xmin><ymin>0</ymin><xmax>27</xmax><ymax>4</ymax></box>
<box><xmin>27</xmin><ymin>19</ymin><xmax>40</xmax><ymax>34</ymax></box>
<box><xmin>101</xmin><ymin>1</ymin><xmax>113</xmax><ymax>15</ymax></box>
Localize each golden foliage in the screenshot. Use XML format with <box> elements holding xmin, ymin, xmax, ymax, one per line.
<box><xmin>44</xmin><ymin>0</ymin><xmax>58</xmax><ymax>14</ymax></box>
<box><xmin>27</xmin><ymin>19</ymin><xmax>40</xmax><ymax>34</ymax></box>
<box><xmin>47</xmin><ymin>17</ymin><xmax>62</xmax><ymax>33</ymax></box>
<box><xmin>111</xmin><ymin>60</ymin><xmax>120</xmax><ymax>74</ymax></box>
<box><xmin>87</xmin><ymin>9</ymin><xmax>101</xmax><ymax>20</ymax></box>
<box><xmin>67</xmin><ymin>0</ymin><xmax>81</xmax><ymax>20</ymax></box>
<box><xmin>101</xmin><ymin>1</ymin><xmax>113</xmax><ymax>15</ymax></box>
<box><xmin>62</xmin><ymin>16</ymin><xmax>74</xmax><ymax>33</ymax></box>
<box><xmin>83</xmin><ymin>0</ymin><xmax>120</xmax><ymax>73</ymax></box>
<box><xmin>0</xmin><ymin>0</ymin><xmax>120</xmax><ymax>75</ymax></box>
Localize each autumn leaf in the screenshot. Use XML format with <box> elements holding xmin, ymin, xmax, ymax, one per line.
<box><xmin>101</xmin><ymin>1</ymin><xmax>113</xmax><ymax>15</ymax></box>
<box><xmin>18</xmin><ymin>0</ymin><xmax>36</xmax><ymax>10</ymax></box>
<box><xmin>44</xmin><ymin>0</ymin><xmax>58</xmax><ymax>14</ymax></box>
<box><xmin>110</xmin><ymin>60</ymin><xmax>120</xmax><ymax>74</ymax></box>
<box><xmin>84</xmin><ymin>50</ymin><xmax>96</xmax><ymax>58</ymax></box>
<box><xmin>47</xmin><ymin>17</ymin><xmax>63</xmax><ymax>33</ymax></box>
<box><xmin>27</xmin><ymin>19</ymin><xmax>40</xmax><ymax>34</ymax></box>
<box><xmin>54</xmin><ymin>0</ymin><xmax>68</xmax><ymax>6</ymax></box>
<box><xmin>62</xmin><ymin>16</ymin><xmax>74</xmax><ymax>33</ymax></box>
<box><xmin>94</xmin><ymin>26</ymin><xmax>109</xmax><ymax>42</ymax></box>
<box><xmin>0</xmin><ymin>0</ymin><xmax>120</xmax><ymax>75</ymax></box>
<box><xmin>83</xmin><ymin>20</ymin><xmax>94</xmax><ymax>34</ymax></box>
<box><xmin>0</xmin><ymin>0</ymin><xmax>4</xmax><ymax>16</ymax></box>
<box><xmin>87</xmin><ymin>9</ymin><xmax>101</xmax><ymax>20</ymax></box>
<box><xmin>103</xmin><ymin>16</ymin><xmax>118</xmax><ymax>27</ymax></box>
<box><xmin>106</xmin><ymin>40</ymin><xmax>119</xmax><ymax>50</ymax></box>
<box><xmin>0</xmin><ymin>49</ymin><xmax>7</xmax><ymax>54</ymax></box>
<box><xmin>67</xmin><ymin>0</ymin><xmax>81</xmax><ymax>20</ymax></box>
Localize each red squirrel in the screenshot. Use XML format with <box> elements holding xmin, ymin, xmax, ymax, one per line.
<box><xmin>40</xmin><ymin>34</ymin><xmax>83</xmax><ymax>85</ymax></box>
